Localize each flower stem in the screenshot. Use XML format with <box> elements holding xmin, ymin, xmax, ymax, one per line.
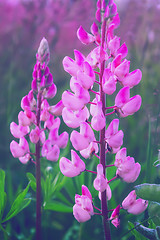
<box><xmin>85</xmin><ymin>169</ymin><xmax>97</xmax><ymax>174</ymax></box>
<box><xmin>107</xmin><ymin>175</ymin><xmax>118</xmax><ymax>184</ymax></box>
<box><xmin>99</xmin><ymin>1</ymin><xmax>111</xmax><ymax>239</ymax></box>
<box><xmin>36</xmin><ymin>92</ymin><xmax>42</xmax><ymax>240</ymax></box>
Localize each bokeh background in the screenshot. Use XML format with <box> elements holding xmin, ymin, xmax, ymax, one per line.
<box><xmin>0</xmin><ymin>0</ymin><xmax>160</xmax><ymax>239</ymax></box>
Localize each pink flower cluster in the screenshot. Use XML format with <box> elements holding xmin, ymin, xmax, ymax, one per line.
<box><xmin>10</xmin><ymin>38</ymin><xmax>68</xmax><ymax>164</ymax></box>
<box><xmin>59</xmin><ymin>0</ymin><xmax>147</xmax><ymax>227</ymax></box>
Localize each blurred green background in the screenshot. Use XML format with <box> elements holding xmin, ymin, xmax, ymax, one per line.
<box><xmin>0</xmin><ymin>0</ymin><xmax>160</xmax><ymax>239</ymax></box>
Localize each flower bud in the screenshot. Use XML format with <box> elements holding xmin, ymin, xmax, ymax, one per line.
<box><xmin>37</xmin><ymin>37</ymin><xmax>50</xmax><ymax>66</ymax></box>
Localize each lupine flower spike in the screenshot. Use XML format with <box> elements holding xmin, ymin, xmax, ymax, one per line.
<box><xmin>59</xmin><ymin>1</ymin><xmax>147</xmax><ymax>239</ymax></box>
<box><xmin>10</xmin><ymin>38</ymin><xmax>69</xmax><ymax>240</ymax></box>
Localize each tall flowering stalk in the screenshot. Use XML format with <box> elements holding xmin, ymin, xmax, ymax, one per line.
<box><xmin>10</xmin><ymin>38</ymin><xmax>68</xmax><ymax>240</ymax></box>
<box><xmin>59</xmin><ymin>0</ymin><xmax>148</xmax><ymax>239</ymax></box>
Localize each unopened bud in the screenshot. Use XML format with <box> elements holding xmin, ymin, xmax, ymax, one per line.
<box><xmin>37</xmin><ymin>37</ymin><xmax>50</xmax><ymax>66</ymax></box>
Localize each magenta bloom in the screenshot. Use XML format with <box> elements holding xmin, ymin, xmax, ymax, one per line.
<box><xmin>93</xmin><ymin>164</ymin><xmax>107</xmax><ymax>192</ymax></box>
<box><xmin>62</xmin><ymin>83</ymin><xmax>90</xmax><ymax>111</ymax></box>
<box><xmin>115</xmin><ymin>87</ymin><xmax>142</xmax><ymax>117</ymax></box>
<box><xmin>91</xmin><ymin>102</ymin><xmax>106</xmax><ymax>131</ymax></box>
<box><xmin>105</xmin><ymin>119</ymin><xmax>124</xmax><ymax>152</ymax></box>
<box><xmin>122</xmin><ymin>190</ymin><xmax>148</xmax><ymax>215</ymax></box>
<box><xmin>70</xmin><ymin>122</ymin><xmax>95</xmax><ymax>151</ymax></box>
<box><xmin>77</xmin><ymin>26</ymin><xmax>95</xmax><ymax>45</ymax></box>
<box><xmin>10</xmin><ymin>137</ymin><xmax>29</xmax><ymax>159</ymax></box>
<box><xmin>115</xmin><ymin>148</ymin><xmax>141</xmax><ymax>183</ymax></box>
<box><xmin>10</xmin><ymin>122</ymin><xmax>30</xmax><ymax>138</ymax></box>
<box><xmin>80</xmin><ymin>141</ymin><xmax>99</xmax><ymax>159</ymax></box>
<box><xmin>62</xmin><ymin>106</ymin><xmax>89</xmax><ymax>128</ymax></box>
<box><xmin>59</xmin><ymin>150</ymin><xmax>85</xmax><ymax>177</ymax></box>
<box><xmin>73</xmin><ymin>185</ymin><xmax>94</xmax><ymax>222</ymax></box>
<box><xmin>109</xmin><ymin>205</ymin><xmax>120</xmax><ymax>228</ymax></box>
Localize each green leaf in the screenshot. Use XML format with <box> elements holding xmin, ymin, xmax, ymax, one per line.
<box><xmin>26</xmin><ymin>172</ymin><xmax>36</xmax><ymax>192</ymax></box>
<box><xmin>128</xmin><ymin>221</ymin><xmax>146</xmax><ymax>240</ymax></box>
<box><xmin>0</xmin><ymin>169</ymin><xmax>6</xmax><ymax>219</ymax></box>
<box><xmin>44</xmin><ymin>201</ymin><xmax>73</xmax><ymax>213</ymax></box>
<box><xmin>148</xmin><ymin>202</ymin><xmax>160</xmax><ymax>226</ymax></box>
<box><xmin>135</xmin><ymin>184</ymin><xmax>160</xmax><ymax>203</ymax></box>
<box><xmin>134</xmin><ymin>222</ymin><xmax>156</xmax><ymax>240</ymax></box>
<box><xmin>2</xmin><ymin>182</ymin><xmax>31</xmax><ymax>223</ymax></box>
<box><xmin>55</xmin><ymin>192</ymin><xmax>72</xmax><ymax>206</ymax></box>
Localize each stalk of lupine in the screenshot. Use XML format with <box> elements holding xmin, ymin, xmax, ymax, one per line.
<box><xmin>59</xmin><ymin>0</ymin><xmax>147</xmax><ymax>239</ymax></box>
<box><xmin>10</xmin><ymin>38</ymin><xmax>68</xmax><ymax>240</ymax></box>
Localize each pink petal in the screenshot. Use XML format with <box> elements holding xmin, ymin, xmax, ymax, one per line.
<box><xmin>62</xmin><ymin>107</ymin><xmax>89</xmax><ymax>128</ymax></box>
<box><xmin>77</xmin><ymin>26</ymin><xmax>95</xmax><ymax>45</ymax></box>
<box><xmin>115</xmin><ymin>86</ymin><xmax>130</xmax><ymax>108</ymax></box>
<box><xmin>127</xmin><ymin>199</ymin><xmax>148</xmax><ymax>215</ymax></box>
<box><xmin>49</xmin><ymin>100</ymin><xmax>64</xmax><ymax>116</ymax></box>
<box><xmin>10</xmin><ymin>122</ymin><xmax>30</xmax><ymax>138</ymax></box>
<box><xmin>82</xmin><ymin>185</ymin><xmax>92</xmax><ymax>201</ymax></box>
<box><xmin>80</xmin><ymin>141</ymin><xmax>99</xmax><ymax>159</ymax></box>
<box><xmin>105</xmin><ymin>119</ymin><xmax>119</xmax><ymax>138</ymax></box>
<box><xmin>70</xmin><ymin>131</ymin><xmax>89</xmax><ymax>151</ymax></box>
<box><xmin>19</xmin><ymin>153</ymin><xmax>30</xmax><ymax>164</ymax></box>
<box><xmin>122</xmin><ymin>69</ymin><xmax>142</xmax><ymax>88</ymax></box>
<box><xmin>121</xmin><ymin>95</ymin><xmax>142</xmax><ymax>116</ymax></box>
<box><xmin>73</xmin><ymin>204</ymin><xmax>91</xmax><ymax>222</ymax></box>
<box><xmin>122</xmin><ymin>190</ymin><xmax>137</xmax><ymax>209</ymax></box>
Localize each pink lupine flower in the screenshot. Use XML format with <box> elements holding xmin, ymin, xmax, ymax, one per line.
<box><xmin>111</xmin><ymin>54</ymin><xmax>122</xmax><ymax>72</ymax></box>
<box><xmin>114</xmin><ymin>59</ymin><xmax>130</xmax><ymax>81</ymax></box>
<box><xmin>44</xmin><ymin>116</ymin><xmax>60</xmax><ymax>130</ymax></box>
<box><xmin>62</xmin><ymin>83</ymin><xmax>90</xmax><ymax>111</ymax></box>
<box><xmin>91</xmin><ymin>102</ymin><xmax>106</xmax><ymax>131</ymax></box>
<box><xmin>77</xmin><ymin>26</ymin><xmax>95</xmax><ymax>45</ymax></box>
<box><xmin>76</xmin><ymin>61</ymin><xmax>95</xmax><ymax>90</ymax></box>
<box><xmin>93</xmin><ymin>164</ymin><xmax>107</xmax><ymax>192</ymax></box>
<box><xmin>102</xmin><ymin>68</ymin><xmax>116</xmax><ymax>95</ymax></box>
<box><xmin>70</xmin><ymin>122</ymin><xmax>95</xmax><ymax>151</ymax></box>
<box><xmin>81</xmin><ymin>185</ymin><xmax>92</xmax><ymax>200</ymax></box>
<box><xmin>10</xmin><ymin>137</ymin><xmax>29</xmax><ymax>158</ymax></box>
<box><xmin>73</xmin><ymin>185</ymin><xmax>94</xmax><ymax>222</ymax></box>
<box><xmin>40</xmin><ymin>99</ymin><xmax>50</xmax><ymax>122</ymax></box>
<box><xmin>29</xmin><ymin>126</ymin><xmax>41</xmax><ymax>144</ymax></box>
<box><xmin>90</xmin><ymin>22</ymin><xmax>101</xmax><ymax>44</ymax></box>
<box><xmin>121</xmin><ymin>69</ymin><xmax>142</xmax><ymax>88</ymax></box>
<box><xmin>62</xmin><ymin>106</ymin><xmax>89</xmax><ymax>128</ymax></box>
<box><xmin>10</xmin><ymin>122</ymin><xmax>30</xmax><ymax>138</ymax></box>
<box><xmin>80</xmin><ymin>141</ymin><xmax>99</xmax><ymax>159</ymax></box>
<box><xmin>110</xmin><ymin>205</ymin><xmax>120</xmax><ymax>228</ymax></box>
<box><xmin>19</xmin><ymin>153</ymin><xmax>30</xmax><ymax>164</ymax></box>
<box><xmin>90</xmin><ymin>96</ymin><xmax>100</xmax><ymax>116</ymax></box>
<box><xmin>18</xmin><ymin>111</ymin><xmax>31</xmax><ymax>127</ymax></box>
<box><xmin>21</xmin><ymin>90</ymin><xmax>36</xmax><ymax>111</ymax></box>
<box><xmin>86</xmin><ymin>46</ymin><xmax>108</xmax><ymax>69</ymax></box>
<box><xmin>115</xmin><ymin>86</ymin><xmax>142</xmax><ymax>117</ymax></box>
<box><xmin>63</xmin><ymin>50</ymin><xmax>85</xmax><ymax>77</ymax></box>
<box><xmin>43</xmin><ymin>83</ymin><xmax>57</xmax><ymax>99</ymax></box>
<box><xmin>105</xmin><ymin>119</ymin><xmax>124</xmax><ymax>152</ymax></box>
<box><xmin>122</xmin><ymin>190</ymin><xmax>148</xmax><ymax>215</ymax></box>
<box><xmin>59</xmin><ymin>150</ymin><xmax>85</xmax><ymax>177</ymax></box>
<box><xmin>41</xmin><ymin>140</ymin><xmax>60</xmax><ymax>162</ymax></box>
<box><xmin>98</xmin><ymin>182</ymin><xmax>112</xmax><ymax>201</ymax></box>
<box><xmin>18</xmin><ymin>109</ymin><xmax>35</xmax><ymax>126</ymax></box>
<box><xmin>49</xmin><ymin>100</ymin><xmax>64</xmax><ymax>116</ymax></box>
<box><xmin>115</xmin><ymin>148</ymin><xmax>141</xmax><ymax>183</ymax></box>
<box><xmin>48</xmin><ymin>128</ymin><xmax>68</xmax><ymax>149</ymax></box>
<box><xmin>108</xmin><ymin>36</ymin><xmax>128</xmax><ymax>59</ymax></box>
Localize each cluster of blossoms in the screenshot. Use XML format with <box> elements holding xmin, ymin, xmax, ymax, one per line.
<box><xmin>59</xmin><ymin>0</ymin><xmax>148</xmax><ymax>229</ymax></box>
<box><xmin>10</xmin><ymin>38</ymin><xmax>68</xmax><ymax>164</ymax></box>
